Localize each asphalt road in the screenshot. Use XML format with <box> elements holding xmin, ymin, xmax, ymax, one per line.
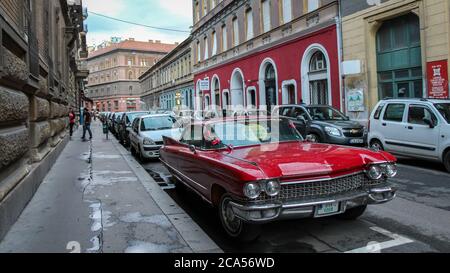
<box><xmin>140</xmin><ymin>155</ymin><xmax>450</xmax><ymax>253</ymax></box>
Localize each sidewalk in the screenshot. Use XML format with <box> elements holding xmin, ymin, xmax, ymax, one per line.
<box><xmin>0</xmin><ymin>121</ymin><xmax>221</xmax><ymax>253</ymax></box>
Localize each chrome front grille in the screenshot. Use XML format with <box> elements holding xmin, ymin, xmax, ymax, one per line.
<box><xmin>256</xmin><ymin>173</ymin><xmax>382</xmax><ymax>201</ymax></box>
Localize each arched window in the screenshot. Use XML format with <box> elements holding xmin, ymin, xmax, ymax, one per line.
<box><xmin>128</xmin><ymin>71</ymin><xmax>133</xmax><ymax>80</ymax></box>
<box><xmin>265</xmin><ymin>65</ymin><xmax>276</xmax><ymax>81</ymax></box>
<box><xmin>309</xmin><ymin>51</ymin><xmax>327</xmax><ymax>72</ymax></box>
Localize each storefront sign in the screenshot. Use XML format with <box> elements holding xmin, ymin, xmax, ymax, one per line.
<box><xmin>199</xmin><ymin>78</ymin><xmax>210</xmax><ymax>91</ymax></box>
<box><xmin>427</xmin><ymin>60</ymin><xmax>449</xmax><ymax>99</ymax></box>
<box><xmin>347</xmin><ymin>89</ymin><xmax>365</xmax><ymax>112</ymax></box>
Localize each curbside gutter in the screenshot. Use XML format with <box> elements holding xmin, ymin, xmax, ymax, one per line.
<box><xmin>112</xmin><ymin>140</ymin><xmax>222</xmax><ymax>253</ymax></box>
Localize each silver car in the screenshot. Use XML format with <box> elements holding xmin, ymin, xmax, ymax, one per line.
<box><xmin>129</xmin><ymin>114</ymin><xmax>182</xmax><ymax>161</ymax></box>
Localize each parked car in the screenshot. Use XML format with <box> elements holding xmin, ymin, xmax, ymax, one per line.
<box><xmin>108</xmin><ymin>112</ymin><xmax>116</xmax><ymax>131</ymax></box>
<box><xmin>160</xmin><ymin>116</ymin><xmax>398</xmax><ymax>241</ymax></box>
<box><xmin>112</xmin><ymin>112</ymin><xmax>124</xmax><ymax>136</ymax></box>
<box><xmin>273</xmin><ymin>104</ymin><xmax>367</xmax><ymax>146</ymax></box>
<box><xmin>233</xmin><ymin>109</ymin><xmax>269</xmax><ymax>117</ymax></box>
<box><xmin>118</xmin><ymin>111</ymin><xmax>151</xmax><ymax>146</ymax></box>
<box><xmin>369</xmin><ymin>98</ymin><xmax>450</xmax><ymax>172</ymax></box>
<box><xmin>129</xmin><ymin>114</ymin><xmax>182</xmax><ymax>161</ymax></box>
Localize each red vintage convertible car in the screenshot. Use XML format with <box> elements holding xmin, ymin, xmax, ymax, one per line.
<box><xmin>160</xmin><ymin>116</ymin><xmax>398</xmax><ymax>241</ymax></box>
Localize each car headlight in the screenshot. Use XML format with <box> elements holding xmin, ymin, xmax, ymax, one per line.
<box><xmin>384</xmin><ymin>164</ymin><xmax>398</xmax><ymax>178</ymax></box>
<box><xmin>325</xmin><ymin>127</ymin><xmax>341</xmax><ymax>137</ymax></box>
<box><xmin>243</xmin><ymin>182</ymin><xmax>262</xmax><ymax>199</ymax></box>
<box><xmin>367</xmin><ymin>165</ymin><xmax>383</xmax><ymax>180</ymax></box>
<box><xmin>143</xmin><ymin>138</ymin><xmax>155</xmax><ymax>145</ymax></box>
<box><xmin>264</xmin><ymin>180</ymin><xmax>281</xmax><ymax>197</ymax></box>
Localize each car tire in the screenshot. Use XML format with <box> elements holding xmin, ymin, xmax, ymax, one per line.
<box><xmin>307</xmin><ymin>133</ymin><xmax>321</xmax><ymax>143</ymax></box>
<box><xmin>138</xmin><ymin>145</ymin><xmax>146</xmax><ymax>163</ymax></box>
<box><xmin>130</xmin><ymin>145</ymin><xmax>137</xmax><ymax>157</ymax></box>
<box><xmin>370</xmin><ymin>140</ymin><xmax>384</xmax><ymax>152</ymax></box>
<box><xmin>444</xmin><ymin>151</ymin><xmax>450</xmax><ymax>173</ymax></box>
<box><xmin>337</xmin><ymin>205</ymin><xmax>367</xmax><ymax>220</ymax></box>
<box><xmin>218</xmin><ymin>194</ymin><xmax>261</xmax><ymax>242</ymax></box>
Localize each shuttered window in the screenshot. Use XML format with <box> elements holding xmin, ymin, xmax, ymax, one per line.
<box><xmin>261</xmin><ymin>0</ymin><xmax>271</xmax><ymax>33</ymax></box>
<box><xmin>204</xmin><ymin>36</ymin><xmax>209</xmax><ymax>60</ymax></box>
<box><xmin>246</xmin><ymin>9</ymin><xmax>253</xmax><ymax>40</ymax></box>
<box><xmin>232</xmin><ymin>17</ymin><xmax>239</xmax><ymax>47</ymax></box>
<box><xmin>212</xmin><ymin>31</ymin><xmax>217</xmax><ymax>56</ymax></box>
<box><xmin>282</xmin><ymin>0</ymin><xmax>292</xmax><ymax>23</ymax></box>
<box><xmin>197</xmin><ymin>41</ymin><xmax>200</xmax><ymax>62</ymax></box>
<box><xmin>222</xmin><ymin>25</ymin><xmax>227</xmax><ymax>52</ymax></box>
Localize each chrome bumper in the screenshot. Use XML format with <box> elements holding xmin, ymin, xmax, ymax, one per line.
<box><xmin>229</xmin><ymin>185</ymin><xmax>397</xmax><ymax>223</ymax></box>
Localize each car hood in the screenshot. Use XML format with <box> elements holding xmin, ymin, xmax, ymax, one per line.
<box><xmin>141</xmin><ymin>128</ymin><xmax>182</xmax><ymax>141</ymax></box>
<box><xmin>221</xmin><ymin>142</ymin><xmax>395</xmax><ymax>179</ymax></box>
<box><xmin>313</xmin><ymin>120</ymin><xmax>364</xmax><ymax>129</ymax></box>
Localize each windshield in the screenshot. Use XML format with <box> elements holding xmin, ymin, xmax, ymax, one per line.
<box><xmin>206</xmin><ymin>118</ymin><xmax>303</xmax><ymax>149</ymax></box>
<box><xmin>435</xmin><ymin>103</ymin><xmax>450</xmax><ymax>123</ymax></box>
<box><xmin>307</xmin><ymin>106</ymin><xmax>347</xmax><ymax>121</ymax></box>
<box><xmin>127</xmin><ymin>112</ymin><xmax>149</xmax><ymax>124</ymax></box>
<box><xmin>141</xmin><ymin>116</ymin><xmax>176</xmax><ymax>131</ymax></box>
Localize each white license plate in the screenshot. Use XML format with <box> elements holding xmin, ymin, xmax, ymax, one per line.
<box><xmin>316</xmin><ymin>202</ymin><xmax>340</xmax><ymax>216</ymax></box>
<box><xmin>350</xmin><ymin>139</ymin><xmax>364</xmax><ymax>144</ymax></box>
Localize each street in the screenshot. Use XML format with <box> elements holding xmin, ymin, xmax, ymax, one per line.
<box><xmin>140</xmin><ymin>148</ymin><xmax>450</xmax><ymax>253</ymax></box>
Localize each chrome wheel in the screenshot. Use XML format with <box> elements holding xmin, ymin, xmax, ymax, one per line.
<box><xmin>370</xmin><ymin>140</ymin><xmax>384</xmax><ymax>152</ymax></box>
<box><xmin>220</xmin><ymin>197</ymin><xmax>242</xmax><ymax>235</ymax></box>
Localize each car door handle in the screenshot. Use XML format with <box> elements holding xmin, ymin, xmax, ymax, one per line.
<box><xmin>407</xmin><ymin>126</ymin><xmax>413</xmax><ymax>130</ymax></box>
<box><xmin>382</xmin><ymin>123</ymin><xmax>387</xmax><ymax>126</ymax></box>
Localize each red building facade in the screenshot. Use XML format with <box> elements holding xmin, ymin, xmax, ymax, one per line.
<box><xmin>191</xmin><ymin>0</ymin><xmax>341</xmax><ymax>112</ymax></box>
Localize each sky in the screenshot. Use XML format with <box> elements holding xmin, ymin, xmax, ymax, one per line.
<box><xmin>84</xmin><ymin>0</ymin><xmax>193</xmax><ymax>47</ymax></box>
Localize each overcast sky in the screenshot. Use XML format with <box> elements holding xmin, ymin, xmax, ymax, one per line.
<box><xmin>84</xmin><ymin>0</ymin><xmax>193</xmax><ymax>46</ymax></box>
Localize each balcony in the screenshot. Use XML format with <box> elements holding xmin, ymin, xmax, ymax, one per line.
<box><xmin>76</xmin><ymin>59</ymin><xmax>89</xmax><ymax>79</ymax></box>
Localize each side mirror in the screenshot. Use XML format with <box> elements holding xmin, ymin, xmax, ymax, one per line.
<box><xmin>189</xmin><ymin>145</ymin><xmax>197</xmax><ymax>154</ymax></box>
<box><xmin>345</xmin><ymin>116</ymin><xmax>350</xmax><ymax>121</ymax></box>
<box><xmin>423</xmin><ymin>118</ymin><xmax>435</xmax><ymax>128</ymax></box>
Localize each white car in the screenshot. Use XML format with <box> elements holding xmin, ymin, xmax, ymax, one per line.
<box><xmin>368</xmin><ymin>98</ymin><xmax>450</xmax><ymax>172</ymax></box>
<box><xmin>129</xmin><ymin>114</ymin><xmax>182</xmax><ymax>161</ymax></box>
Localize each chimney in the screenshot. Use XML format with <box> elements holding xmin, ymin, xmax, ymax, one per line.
<box><xmin>128</xmin><ymin>38</ymin><xmax>135</xmax><ymax>41</ymax></box>
<box><xmin>155</xmin><ymin>40</ymin><xmax>161</xmax><ymax>43</ymax></box>
<box><xmin>174</xmin><ymin>42</ymin><xmax>179</xmax><ymax>45</ymax></box>
<box><xmin>148</xmin><ymin>39</ymin><xmax>154</xmax><ymax>43</ymax></box>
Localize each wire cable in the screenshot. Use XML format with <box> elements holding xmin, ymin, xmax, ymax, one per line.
<box><xmin>88</xmin><ymin>11</ymin><xmax>191</xmax><ymax>33</ymax></box>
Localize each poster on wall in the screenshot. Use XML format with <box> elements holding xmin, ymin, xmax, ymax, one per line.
<box><xmin>347</xmin><ymin>89</ymin><xmax>365</xmax><ymax>112</ymax></box>
<box><xmin>427</xmin><ymin>60</ymin><xmax>449</xmax><ymax>99</ymax></box>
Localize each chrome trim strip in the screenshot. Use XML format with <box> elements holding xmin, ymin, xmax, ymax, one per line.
<box><xmin>160</xmin><ymin>159</ymin><xmax>208</xmax><ymax>191</ymax></box>
<box><xmin>280</xmin><ymin>171</ymin><xmax>366</xmax><ymax>185</ymax></box>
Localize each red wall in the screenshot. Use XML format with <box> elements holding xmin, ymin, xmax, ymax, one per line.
<box><xmin>194</xmin><ymin>24</ymin><xmax>341</xmax><ymax>109</ymax></box>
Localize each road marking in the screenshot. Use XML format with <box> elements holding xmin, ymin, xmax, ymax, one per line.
<box><xmin>345</xmin><ymin>226</ymin><xmax>414</xmax><ymax>253</ymax></box>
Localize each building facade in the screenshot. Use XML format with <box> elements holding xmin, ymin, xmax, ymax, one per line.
<box><xmin>140</xmin><ymin>37</ymin><xmax>194</xmax><ymax>110</ymax></box>
<box><xmin>191</xmin><ymin>0</ymin><xmax>341</xmax><ymax>112</ymax></box>
<box><xmin>341</xmin><ymin>0</ymin><xmax>450</xmax><ymax>122</ymax></box>
<box><xmin>0</xmin><ymin>0</ymin><xmax>88</xmax><ymax>239</ymax></box>
<box><xmin>85</xmin><ymin>39</ymin><xmax>177</xmax><ymax>112</ymax></box>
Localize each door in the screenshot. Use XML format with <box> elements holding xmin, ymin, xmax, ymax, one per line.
<box><xmin>129</xmin><ymin>118</ymin><xmax>140</xmax><ymax>149</ymax></box>
<box><xmin>309</xmin><ymin>80</ymin><xmax>328</xmax><ymax>105</ymax></box>
<box><xmin>176</xmin><ymin>125</ymin><xmax>209</xmax><ymax>196</ymax></box>
<box><xmin>381</xmin><ymin>103</ymin><xmax>407</xmax><ymax>153</ymax></box>
<box><xmin>402</xmin><ymin>104</ymin><xmax>440</xmax><ymax>158</ymax></box>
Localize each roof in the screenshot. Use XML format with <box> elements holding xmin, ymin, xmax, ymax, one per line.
<box><xmin>193</xmin><ymin>116</ymin><xmax>282</xmax><ymax>126</ymax></box>
<box><xmin>380</xmin><ymin>98</ymin><xmax>450</xmax><ymax>104</ymax></box>
<box><xmin>88</xmin><ymin>40</ymin><xmax>178</xmax><ymax>59</ymax></box>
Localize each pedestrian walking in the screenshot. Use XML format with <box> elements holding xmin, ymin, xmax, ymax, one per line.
<box><xmin>82</xmin><ymin>108</ymin><xmax>93</xmax><ymax>141</ymax></box>
<box><xmin>69</xmin><ymin>108</ymin><xmax>76</xmax><ymax>138</ymax></box>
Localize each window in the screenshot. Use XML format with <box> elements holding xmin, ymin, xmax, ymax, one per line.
<box><xmin>197</xmin><ymin>41</ymin><xmax>201</xmax><ymax>62</ymax></box>
<box><xmin>408</xmin><ymin>106</ymin><xmax>437</xmax><ymax>125</ymax></box>
<box><xmin>204</xmin><ymin>36</ymin><xmax>209</xmax><ymax>60</ymax></box>
<box><xmin>180</xmin><ymin>125</ymin><xmax>204</xmax><ymax>147</ymax></box>
<box><xmin>128</xmin><ymin>71</ymin><xmax>133</xmax><ymax>79</ymax></box>
<box><xmin>202</xmin><ymin>0</ymin><xmax>207</xmax><ymax>16</ymax></box>
<box><xmin>222</xmin><ymin>25</ymin><xmax>227</xmax><ymax>52</ymax></box>
<box><xmin>310</xmin><ymin>51</ymin><xmax>327</xmax><ymax>72</ymax></box>
<box><xmin>261</xmin><ymin>0</ymin><xmax>271</xmax><ymax>33</ymax></box>
<box><xmin>307</xmin><ymin>0</ymin><xmax>319</xmax><ymax>12</ymax></box>
<box><xmin>281</xmin><ymin>0</ymin><xmax>292</xmax><ymax>23</ymax></box>
<box><xmin>195</xmin><ymin>1</ymin><xmax>200</xmax><ymax>22</ymax></box>
<box><xmin>127</xmin><ymin>58</ymin><xmax>134</xmax><ymax>66</ymax></box>
<box><xmin>246</xmin><ymin>9</ymin><xmax>254</xmax><ymax>40</ymax></box>
<box><xmin>212</xmin><ymin>31</ymin><xmax>217</xmax><ymax>56</ymax></box>
<box><xmin>373</xmin><ymin>104</ymin><xmax>385</xmax><ymax>120</ymax></box>
<box><xmin>232</xmin><ymin>17</ymin><xmax>239</xmax><ymax>47</ymax></box>
<box><xmin>383</xmin><ymin>104</ymin><xmax>406</xmax><ymax>122</ymax></box>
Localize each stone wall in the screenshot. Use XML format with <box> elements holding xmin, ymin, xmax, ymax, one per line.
<box><xmin>0</xmin><ymin>0</ymin><xmax>86</xmax><ymax>240</ymax></box>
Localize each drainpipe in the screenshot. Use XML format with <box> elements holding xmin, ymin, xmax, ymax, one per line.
<box><xmin>336</xmin><ymin>0</ymin><xmax>345</xmax><ymax>114</ymax></box>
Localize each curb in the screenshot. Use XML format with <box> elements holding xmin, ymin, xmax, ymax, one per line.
<box><xmin>111</xmin><ymin>139</ymin><xmax>223</xmax><ymax>253</ymax></box>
